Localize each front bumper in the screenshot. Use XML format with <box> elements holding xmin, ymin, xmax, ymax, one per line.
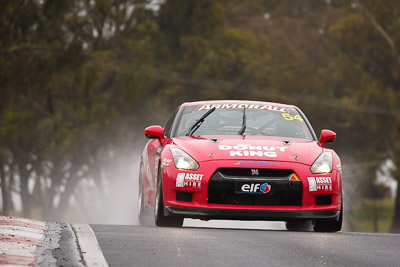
<box><xmin>161</xmin><ymin>159</ymin><xmax>342</xmax><ymax>215</ymax></box>
<box><xmin>165</xmin><ymin>206</ymin><xmax>340</xmax><ymax>221</ymax></box>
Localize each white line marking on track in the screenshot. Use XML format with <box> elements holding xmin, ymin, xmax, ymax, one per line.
<box><xmin>72</xmin><ymin>224</ymin><xmax>109</xmax><ymax>267</ymax></box>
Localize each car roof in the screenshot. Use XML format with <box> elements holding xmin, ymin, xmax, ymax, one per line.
<box><xmin>180</xmin><ymin>100</ymin><xmax>298</xmax><ymax>109</ymax></box>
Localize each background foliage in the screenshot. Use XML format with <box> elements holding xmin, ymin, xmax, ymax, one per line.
<box><xmin>1</xmin><ymin>0</ymin><xmax>399</xmax><ymax>232</ymax></box>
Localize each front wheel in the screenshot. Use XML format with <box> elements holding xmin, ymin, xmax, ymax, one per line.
<box><xmin>138</xmin><ymin>169</ymin><xmax>153</xmax><ymax>226</ymax></box>
<box><xmin>285</xmin><ymin>220</ymin><xmax>313</xmax><ymax>231</ymax></box>
<box><xmin>313</xmin><ymin>202</ymin><xmax>343</xmax><ymax>232</ymax></box>
<box><xmin>154</xmin><ymin>170</ymin><xmax>183</xmax><ymax>227</ymax></box>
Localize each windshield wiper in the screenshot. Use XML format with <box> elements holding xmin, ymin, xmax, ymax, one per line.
<box><xmin>186</xmin><ymin>107</ymin><xmax>216</xmax><ymax>136</ymax></box>
<box><xmin>238</xmin><ymin>106</ymin><xmax>246</xmax><ymax>135</ymax></box>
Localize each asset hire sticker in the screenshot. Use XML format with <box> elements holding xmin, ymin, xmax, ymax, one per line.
<box><xmin>176</xmin><ymin>173</ymin><xmax>204</xmax><ymax>189</ymax></box>
<box><xmin>307</xmin><ymin>177</ymin><xmax>332</xmax><ymax>192</ymax></box>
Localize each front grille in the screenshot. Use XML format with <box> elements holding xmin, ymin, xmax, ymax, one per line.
<box><xmin>208</xmin><ymin>169</ymin><xmax>302</xmax><ymax>206</ymax></box>
<box><xmin>218</xmin><ymin>168</ymin><xmax>293</xmax><ymax>180</ymax></box>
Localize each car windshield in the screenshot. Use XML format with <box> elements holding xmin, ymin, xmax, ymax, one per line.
<box><xmin>173</xmin><ymin>103</ymin><xmax>314</xmax><ymax>140</ymax></box>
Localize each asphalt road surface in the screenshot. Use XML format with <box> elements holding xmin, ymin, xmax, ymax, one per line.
<box><xmin>92</xmin><ymin>223</ymin><xmax>400</xmax><ymax>267</ymax></box>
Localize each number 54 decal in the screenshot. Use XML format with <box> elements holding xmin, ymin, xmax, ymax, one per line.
<box><xmin>282</xmin><ymin>113</ymin><xmax>303</xmax><ymax>122</ymax></box>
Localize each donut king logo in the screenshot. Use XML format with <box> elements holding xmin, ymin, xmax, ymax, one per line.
<box><xmin>219</xmin><ymin>144</ymin><xmax>288</xmax><ymax>158</ymax></box>
<box><xmin>239</xmin><ymin>183</ymin><xmax>271</xmax><ymax>194</ymax></box>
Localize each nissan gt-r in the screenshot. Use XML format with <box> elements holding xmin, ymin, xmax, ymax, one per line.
<box><xmin>138</xmin><ymin>100</ymin><xmax>343</xmax><ymax>232</ymax></box>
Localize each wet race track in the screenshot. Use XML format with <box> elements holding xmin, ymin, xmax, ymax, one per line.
<box><xmin>92</xmin><ymin>223</ymin><xmax>400</xmax><ymax>267</ymax></box>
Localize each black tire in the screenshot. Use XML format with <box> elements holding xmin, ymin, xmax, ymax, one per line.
<box><xmin>313</xmin><ymin>202</ymin><xmax>343</xmax><ymax>232</ymax></box>
<box><xmin>285</xmin><ymin>219</ymin><xmax>313</xmax><ymax>231</ymax></box>
<box><xmin>154</xmin><ymin>168</ymin><xmax>183</xmax><ymax>227</ymax></box>
<box><xmin>138</xmin><ymin>168</ymin><xmax>153</xmax><ymax>226</ymax></box>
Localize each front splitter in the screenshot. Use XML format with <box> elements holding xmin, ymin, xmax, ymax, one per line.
<box><xmin>164</xmin><ymin>206</ymin><xmax>340</xmax><ymax>221</ymax></box>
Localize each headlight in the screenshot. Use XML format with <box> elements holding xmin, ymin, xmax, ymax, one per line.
<box><xmin>310</xmin><ymin>152</ymin><xmax>332</xmax><ymax>174</ymax></box>
<box><xmin>170</xmin><ymin>148</ymin><xmax>199</xmax><ymax>170</ymax></box>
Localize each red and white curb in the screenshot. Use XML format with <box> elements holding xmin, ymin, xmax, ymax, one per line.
<box><xmin>0</xmin><ymin>216</ymin><xmax>108</xmax><ymax>267</ymax></box>
<box><xmin>0</xmin><ymin>216</ymin><xmax>45</xmax><ymax>266</ymax></box>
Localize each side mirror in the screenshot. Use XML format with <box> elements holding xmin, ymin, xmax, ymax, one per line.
<box><xmin>318</xmin><ymin>129</ymin><xmax>336</xmax><ymax>147</ymax></box>
<box><xmin>144</xmin><ymin>125</ymin><xmax>165</xmax><ymax>140</ymax></box>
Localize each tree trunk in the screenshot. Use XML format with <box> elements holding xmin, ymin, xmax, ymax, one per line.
<box><xmin>390</xmin><ymin>130</ymin><xmax>400</xmax><ymax>233</ymax></box>
<box><xmin>41</xmin><ymin>159</ymin><xmax>61</xmax><ymax>221</ymax></box>
<box><xmin>8</xmin><ymin>163</ymin><xmax>15</xmax><ymax>211</ymax></box>
<box><xmin>390</xmin><ymin>181</ymin><xmax>400</xmax><ymax>233</ymax></box>
<box><xmin>0</xmin><ymin>164</ymin><xmax>10</xmax><ymax>215</ymax></box>
<box><xmin>18</xmin><ymin>163</ymin><xmax>31</xmax><ymax>218</ymax></box>
<box><xmin>373</xmin><ymin>199</ymin><xmax>379</xmax><ymax>233</ymax></box>
<box><xmin>52</xmin><ymin>174</ymin><xmax>80</xmax><ymax>220</ymax></box>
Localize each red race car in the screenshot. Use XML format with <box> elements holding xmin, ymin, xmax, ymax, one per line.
<box><xmin>138</xmin><ymin>100</ymin><xmax>342</xmax><ymax>231</ymax></box>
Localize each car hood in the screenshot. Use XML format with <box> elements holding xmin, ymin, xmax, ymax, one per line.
<box><xmin>171</xmin><ymin>135</ymin><xmax>323</xmax><ymax>165</ymax></box>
